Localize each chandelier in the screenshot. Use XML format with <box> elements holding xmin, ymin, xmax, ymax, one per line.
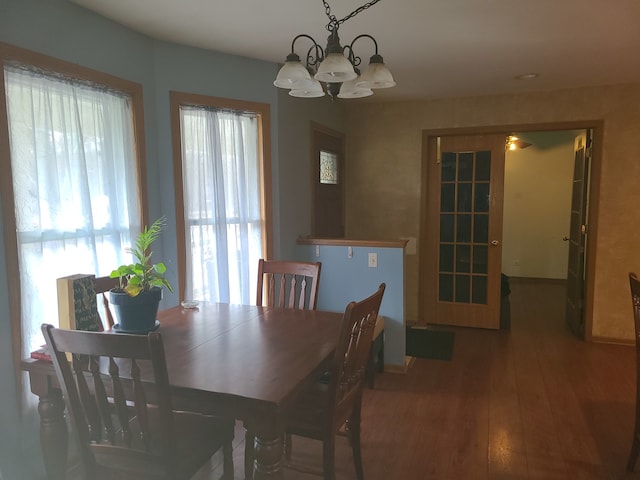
<box><xmin>273</xmin><ymin>0</ymin><xmax>395</xmax><ymax>99</ymax></box>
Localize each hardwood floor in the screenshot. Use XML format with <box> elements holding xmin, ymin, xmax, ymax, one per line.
<box><xmin>206</xmin><ymin>278</ymin><xmax>639</xmax><ymax>479</ymax></box>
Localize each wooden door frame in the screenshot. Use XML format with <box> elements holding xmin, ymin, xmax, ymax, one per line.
<box><xmin>419</xmin><ymin>120</ymin><xmax>603</xmax><ymax>341</ymax></box>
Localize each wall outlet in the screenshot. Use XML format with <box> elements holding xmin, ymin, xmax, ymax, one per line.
<box><xmin>368</xmin><ymin>252</ymin><xmax>378</xmax><ymax>268</ymax></box>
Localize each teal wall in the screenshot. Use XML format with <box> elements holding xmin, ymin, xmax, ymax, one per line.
<box><xmin>0</xmin><ymin>0</ymin><xmax>343</xmax><ymax>477</ymax></box>
<box><xmin>296</xmin><ymin>244</ymin><xmax>406</xmax><ymax>368</ymax></box>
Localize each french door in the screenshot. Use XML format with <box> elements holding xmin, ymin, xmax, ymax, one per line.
<box><xmin>423</xmin><ymin>134</ymin><xmax>507</xmax><ymax>329</ymax></box>
<box><xmin>566</xmin><ymin>130</ymin><xmax>592</xmax><ymax>338</ymax></box>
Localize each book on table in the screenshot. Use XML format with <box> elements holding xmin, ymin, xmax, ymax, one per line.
<box><xmin>56</xmin><ymin>273</ymin><xmax>103</xmax><ymax>332</ymax></box>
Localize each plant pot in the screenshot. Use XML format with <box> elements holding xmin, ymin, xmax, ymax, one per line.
<box><xmin>109</xmin><ymin>287</ymin><xmax>162</xmax><ymax>334</ymax></box>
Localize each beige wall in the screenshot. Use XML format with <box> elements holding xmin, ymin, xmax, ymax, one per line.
<box><xmin>344</xmin><ymin>83</ymin><xmax>640</xmax><ymax>341</ymax></box>
<box><xmin>502</xmin><ymin>131</ymin><xmax>577</xmax><ymax>279</ymax></box>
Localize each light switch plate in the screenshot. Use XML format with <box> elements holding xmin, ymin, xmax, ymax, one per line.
<box><xmin>368</xmin><ymin>252</ymin><xmax>378</xmax><ymax>268</ymax></box>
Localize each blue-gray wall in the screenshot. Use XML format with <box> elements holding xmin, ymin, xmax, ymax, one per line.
<box><xmin>296</xmin><ymin>244</ymin><xmax>406</xmax><ymax>368</ymax></box>
<box><xmin>0</xmin><ymin>0</ymin><xmax>343</xmax><ymax>477</ymax></box>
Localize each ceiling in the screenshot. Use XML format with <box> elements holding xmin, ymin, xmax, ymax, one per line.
<box><xmin>70</xmin><ymin>0</ymin><xmax>640</xmax><ymax>102</ymax></box>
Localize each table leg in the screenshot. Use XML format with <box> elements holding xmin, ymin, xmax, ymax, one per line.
<box><xmin>253</xmin><ymin>434</ymin><xmax>284</xmax><ymax>480</ymax></box>
<box><xmin>37</xmin><ymin>390</ymin><xmax>68</xmax><ymax>480</ymax></box>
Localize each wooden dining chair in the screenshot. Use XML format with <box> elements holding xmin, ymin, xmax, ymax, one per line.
<box><xmin>245</xmin><ymin>259</ymin><xmax>322</xmax><ymax>477</ymax></box>
<box><xmin>246</xmin><ymin>283</ymin><xmax>385</xmax><ymax>480</ymax></box>
<box><xmin>284</xmin><ymin>283</ymin><xmax>385</xmax><ymax>480</ymax></box>
<box><xmin>41</xmin><ymin>324</ymin><xmax>235</xmax><ymax>480</ymax></box>
<box><xmin>628</xmin><ymin>272</ymin><xmax>640</xmax><ymax>471</ymax></box>
<box><xmin>94</xmin><ymin>275</ymin><xmax>119</xmax><ymax>330</ymax></box>
<box><xmin>256</xmin><ymin>259</ymin><xmax>322</xmax><ymax>310</ymax></box>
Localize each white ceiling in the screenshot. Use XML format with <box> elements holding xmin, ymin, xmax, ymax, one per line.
<box><xmin>70</xmin><ymin>0</ymin><xmax>640</xmax><ymax>102</ymax></box>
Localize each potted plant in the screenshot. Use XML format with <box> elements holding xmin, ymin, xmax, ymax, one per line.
<box><xmin>109</xmin><ymin>216</ymin><xmax>173</xmax><ymax>333</ymax></box>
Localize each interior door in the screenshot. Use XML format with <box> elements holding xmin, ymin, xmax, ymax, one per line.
<box><xmin>424</xmin><ymin>134</ymin><xmax>507</xmax><ymax>329</ymax></box>
<box><xmin>311</xmin><ymin>124</ymin><xmax>345</xmax><ymax>238</ymax></box>
<box><xmin>565</xmin><ymin>130</ymin><xmax>591</xmax><ymax>338</ymax></box>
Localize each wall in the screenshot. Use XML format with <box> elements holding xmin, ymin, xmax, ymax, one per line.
<box><xmin>0</xmin><ymin>0</ymin><xmax>342</xmax><ymax>477</ymax></box>
<box><xmin>296</xmin><ymin>242</ymin><xmax>406</xmax><ymax>368</ymax></box>
<box><xmin>276</xmin><ymin>90</ymin><xmax>344</xmax><ymax>258</ymax></box>
<box><xmin>502</xmin><ymin>131</ymin><xmax>577</xmax><ymax>279</ymax></box>
<box><xmin>344</xmin><ymin>84</ymin><xmax>640</xmax><ymax>341</ymax></box>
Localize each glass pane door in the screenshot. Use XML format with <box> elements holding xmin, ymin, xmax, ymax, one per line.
<box><xmin>439</xmin><ymin>149</ymin><xmax>491</xmax><ymax>305</ymax></box>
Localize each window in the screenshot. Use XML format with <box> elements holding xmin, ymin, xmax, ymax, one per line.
<box><xmin>0</xmin><ymin>44</ymin><xmax>146</xmax><ymax>395</ymax></box>
<box><xmin>320</xmin><ymin>150</ymin><xmax>338</xmax><ymax>185</ymax></box>
<box><xmin>170</xmin><ymin>92</ymin><xmax>271</xmax><ymax>304</ymax></box>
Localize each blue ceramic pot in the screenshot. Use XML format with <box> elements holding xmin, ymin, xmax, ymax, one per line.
<box><xmin>109</xmin><ymin>287</ymin><xmax>162</xmax><ymax>333</ymax></box>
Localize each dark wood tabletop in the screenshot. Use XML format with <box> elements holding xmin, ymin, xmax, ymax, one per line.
<box><xmin>23</xmin><ymin>302</ymin><xmax>344</xmax><ymax>480</ymax></box>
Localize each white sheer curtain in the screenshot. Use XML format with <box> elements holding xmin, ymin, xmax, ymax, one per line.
<box><xmin>4</xmin><ymin>65</ymin><xmax>141</xmax><ymax>364</ymax></box>
<box><xmin>179</xmin><ymin>106</ymin><xmax>262</xmax><ymax>304</ymax></box>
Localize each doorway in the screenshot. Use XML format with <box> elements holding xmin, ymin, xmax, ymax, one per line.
<box><xmin>311</xmin><ymin>122</ymin><xmax>345</xmax><ymax>238</ymax></box>
<box><xmin>419</xmin><ymin>122</ymin><xmax>602</xmax><ymax>340</ymax></box>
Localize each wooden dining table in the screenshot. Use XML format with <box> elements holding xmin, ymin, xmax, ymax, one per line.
<box><xmin>22</xmin><ymin>302</ymin><xmax>344</xmax><ymax>480</ymax></box>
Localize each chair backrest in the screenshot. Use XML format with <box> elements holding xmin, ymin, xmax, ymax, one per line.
<box><xmin>327</xmin><ymin>283</ymin><xmax>385</xmax><ymax>425</ymax></box>
<box><xmin>41</xmin><ymin>324</ymin><xmax>175</xmax><ymax>478</ymax></box>
<box><xmin>94</xmin><ymin>275</ymin><xmax>119</xmax><ymax>330</ymax></box>
<box><xmin>256</xmin><ymin>259</ymin><xmax>321</xmax><ymax>310</ymax></box>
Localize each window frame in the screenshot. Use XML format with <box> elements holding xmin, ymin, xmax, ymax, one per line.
<box><xmin>169</xmin><ymin>91</ymin><xmax>272</xmax><ymax>301</ymax></box>
<box><xmin>0</xmin><ymin>42</ymin><xmax>148</xmax><ymax>398</ymax></box>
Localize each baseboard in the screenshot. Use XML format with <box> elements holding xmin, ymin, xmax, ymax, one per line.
<box><xmin>384</xmin><ymin>356</ymin><xmax>415</xmax><ymax>374</ymax></box>
<box><xmin>590</xmin><ymin>335</ymin><xmax>635</xmax><ymax>346</ymax></box>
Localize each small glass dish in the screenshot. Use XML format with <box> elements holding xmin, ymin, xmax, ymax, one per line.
<box><xmin>181</xmin><ymin>300</ymin><xmax>199</xmax><ymax>309</ymax></box>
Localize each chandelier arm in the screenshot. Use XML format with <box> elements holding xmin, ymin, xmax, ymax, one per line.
<box><xmin>341</xmin><ymin>45</ymin><xmax>362</xmax><ymax>69</ymax></box>
<box><xmin>290</xmin><ymin>34</ymin><xmax>325</xmax><ymax>70</ymax></box>
<box><xmin>304</xmin><ymin>44</ymin><xmax>324</xmax><ymax>70</ymax></box>
<box><xmin>290</xmin><ymin>34</ymin><xmax>321</xmax><ymax>54</ymax></box>
<box><xmin>347</xmin><ymin>34</ymin><xmax>379</xmax><ymax>57</ymax></box>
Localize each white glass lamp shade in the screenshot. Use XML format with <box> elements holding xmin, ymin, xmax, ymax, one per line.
<box><xmin>274</xmin><ymin>58</ymin><xmax>313</xmax><ymax>89</ymax></box>
<box><xmin>337</xmin><ymin>77</ymin><xmax>373</xmax><ymax>99</ymax></box>
<box><xmin>314</xmin><ymin>53</ymin><xmax>357</xmax><ymax>83</ymax></box>
<box><xmin>356</xmin><ymin>55</ymin><xmax>396</xmax><ymax>89</ymax></box>
<box><xmin>289</xmin><ymin>79</ymin><xmax>325</xmax><ymax>98</ymax></box>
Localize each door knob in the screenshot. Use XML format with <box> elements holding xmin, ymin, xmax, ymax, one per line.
<box><xmin>562</xmin><ymin>236</ymin><xmax>569</xmax><ymax>241</ymax></box>
<box><xmin>490</xmin><ymin>240</ymin><xmax>499</xmax><ymax>246</ymax></box>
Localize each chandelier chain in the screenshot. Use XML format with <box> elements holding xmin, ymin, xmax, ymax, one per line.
<box><xmin>322</xmin><ymin>0</ymin><xmax>382</xmax><ymax>32</ymax></box>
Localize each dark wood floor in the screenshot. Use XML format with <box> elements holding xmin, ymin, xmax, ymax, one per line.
<box><xmin>206</xmin><ymin>278</ymin><xmax>640</xmax><ymax>479</ymax></box>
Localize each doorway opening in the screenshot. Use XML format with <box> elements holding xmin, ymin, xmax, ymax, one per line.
<box><xmin>419</xmin><ymin>121</ymin><xmax>602</xmax><ymax>340</ymax></box>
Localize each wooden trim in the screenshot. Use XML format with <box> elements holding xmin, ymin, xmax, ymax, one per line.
<box><xmin>583</xmin><ymin>122</ymin><xmax>604</xmax><ymax>342</ymax></box>
<box><xmin>420</xmin><ymin>121</ymin><xmax>599</xmax><ymax>138</ymax></box>
<box><xmin>0</xmin><ymin>44</ymin><xmax>22</xmax><ymax>414</ymax></box>
<box><xmin>169</xmin><ymin>93</ymin><xmax>187</xmax><ymax>301</ymax></box>
<box><xmin>0</xmin><ymin>41</ymin><xmax>148</xmax><ymax>409</ymax></box>
<box><xmin>169</xmin><ymin>91</ymin><xmax>273</xmax><ymax>300</ymax></box>
<box><xmin>384</xmin><ymin>356</ymin><xmax>415</xmax><ymax>374</ymax></box>
<box><xmin>419</xmin><ymin>120</ymin><xmax>603</xmax><ymax>340</ymax></box>
<box><xmin>507</xmin><ymin>277</ymin><xmax>568</xmax><ymax>285</ymax></box>
<box><xmin>590</xmin><ymin>335</ymin><xmax>634</xmax><ymax>347</ymax></box>
<box><xmin>297</xmin><ymin>237</ymin><xmax>408</xmax><ymax>249</ymax></box>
